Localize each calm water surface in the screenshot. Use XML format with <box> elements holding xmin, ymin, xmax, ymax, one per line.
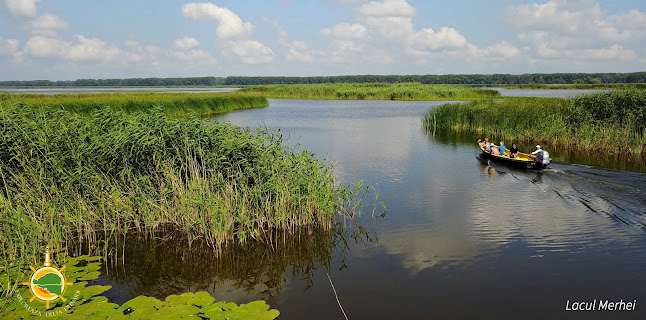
<box><xmin>97</xmin><ymin>97</ymin><xmax>646</xmax><ymax>319</ymax></box>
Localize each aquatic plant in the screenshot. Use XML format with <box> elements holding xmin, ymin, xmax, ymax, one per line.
<box><xmin>238</xmin><ymin>83</ymin><xmax>498</xmax><ymax>101</ymax></box>
<box><xmin>0</xmin><ymin>255</ymin><xmax>279</xmax><ymax>319</ymax></box>
<box><xmin>423</xmin><ymin>90</ymin><xmax>646</xmax><ymax>157</ymax></box>
<box><xmin>499</xmin><ymin>83</ymin><xmax>646</xmax><ymax>90</ymax></box>
<box><xmin>0</xmin><ymin>102</ymin><xmax>358</xmax><ymax>271</ymax></box>
<box><xmin>0</xmin><ymin>92</ymin><xmax>268</xmax><ymax>117</ymax></box>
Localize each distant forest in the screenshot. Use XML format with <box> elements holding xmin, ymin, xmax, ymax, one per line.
<box><xmin>1</xmin><ymin>72</ymin><xmax>646</xmax><ymax>87</ymax></box>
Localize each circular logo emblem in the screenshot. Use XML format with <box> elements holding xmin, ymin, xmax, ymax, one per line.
<box><xmin>22</xmin><ymin>247</ymin><xmax>73</xmax><ymax>309</ymax></box>
<box><xmin>30</xmin><ymin>266</ymin><xmax>66</xmax><ymax>302</ymax></box>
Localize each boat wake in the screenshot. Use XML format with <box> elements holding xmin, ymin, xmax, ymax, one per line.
<box><xmin>489</xmin><ymin>160</ymin><xmax>646</xmax><ymax>230</ymax></box>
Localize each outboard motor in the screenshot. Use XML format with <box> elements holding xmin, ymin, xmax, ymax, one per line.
<box><xmin>541</xmin><ymin>150</ymin><xmax>550</xmax><ymax>167</ymax></box>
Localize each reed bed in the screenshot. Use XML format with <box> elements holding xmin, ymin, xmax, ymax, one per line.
<box><xmin>499</xmin><ymin>83</ymin><xmax>646</xmax><ymax>90</ymax></box>
<box><xmin>239</xmin><ymin>83</ymin><xmax>499</xmax><ymax>101</ymax></box>
<box><xmin>423</xmin><ymin>90</ymin><xmax>646</xmax><ymax>156</ymax></box>
<box><xmin>0</xmin><ymin>102</ymin><xmax>355</xmax><ymax>267</ymax></box>
<box><xmin>0</xmin><ymin>92</ymin><xmax>268</xmax><ymax>117</ymax></box>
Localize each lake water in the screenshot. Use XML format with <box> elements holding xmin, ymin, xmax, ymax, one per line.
<box><xmin>94</xmin><ymin>97</ymin><xmax>646</xmax><ymax>319</ymax></box>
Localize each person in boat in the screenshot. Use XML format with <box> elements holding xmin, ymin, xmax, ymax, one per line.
<box><xmin>490</xmin><ymin>143</ymin><xmax>500</xmax><ymax>155</ymax></box>
<box><xmin>484</xmin><ymin>140</ymin><xmax>492</xmax><ymax>153</ymax></box>
<box><xmin>479</xmin><ymin>138</ymin><xmax>489</xmax><ymax>148</ymax></box>
<box><xmin>531</xmin><ymin>145</ymin><xmax>550</xmax><ymax>166</ymax></box>
<box><xmin>509</xmin><ymin>143</ymin><xmax>519</xmax><ymax>158</ymax></box>
<box><xmin>498</xmin><ymin>142</ymin><xmax>507</xmax><ymax>156</ymax></box>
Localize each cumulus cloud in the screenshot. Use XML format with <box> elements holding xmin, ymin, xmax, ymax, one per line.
<box><xmin>357</xmin><ymin>0</ymin><xmax>415</xmax><ymax>17</ymax></box>
<box><xmin>169</xmin><ymin>49</ymin><xmax>216</xmax><ymax>63</ymax></box>
<box><xmin>506</xmin><ymin>0</ymin><xmax>645</xmax><ymax>62</ymax></box>
<box><xmin>172</xmin><ymin>37</ymin><xmax>200</xmax><ymax>50</ymax></box>
<box><xmin>21</xmin><ymin>35</ymin><xmax>122</xmax><ymax>62</ymax></box>
<box><xmin>286</xmin><ymin>41</ymin><xmax>317</xmax><ymax>63</ymax></box>
<box><xmin>320</xmin><ymin>23</ymin><xmax>367</xmax><ymax>40</ymax></box>
<box><xmin>228</xmin><ymin>40</ymin><xmax>275</xmax><ymax>64</ymax></box>
<box><xmin>0</xmin><ymin>37</ymin><xmax>19</xmax><ymax>54</ymax></box>
<box><xmin>4</xmin><ymin>0</ymin><xmax>40</xmax><ymax>17</ymax></box>
<box><xmin>168</xmin><ymin>37</ymin><xmax>216</xmax><ymax>64</ymax></box>
<box><xmin>354</xmin><ymin>0</ymin><xmax>415</xmax><ymax>39</ymax></box>
<box><xmin>26</xmin><ymin>13</ymin><xmax>68</xmax><ymax>35</ymax></box>
<box><xmin>409</xmin><ymin>27</ymin><xmax>467</xmax><ymax>51</ymax></box>
<box><xmin>182</xmin><ymin>2</ymin><xmax>253</xmax><ymax>39</ymax></box>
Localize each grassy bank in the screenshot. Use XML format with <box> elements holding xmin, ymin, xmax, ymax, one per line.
<box><xmin>498</xmin><ymin>83</ymin><xmax>646</xmax><ymax>90</ymax></box>
<box><xmin>423</xmin><ymin>90</ymin><xmax>646</xmax><ymax>156</ymax></box>
<box><xmin>0</xmin><ymin>92</ymin><xmax>267</xmax><ymax>117</ymax></box>
<box><xmin>238</xmin><ymin>83</ymin><xmax>499</xmax><ymax>100</ymax></box>
<box><xmin>0</xmin><ymin>99</ymin><xmax>356</xmax><ymax>267</ymax></box>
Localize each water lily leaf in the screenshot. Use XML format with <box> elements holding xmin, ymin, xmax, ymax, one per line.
<box><xmin>209</xmin><ymin>301</ymin><xmax>238</xmax><ymax>311</ymax></box>
<box><xmin>156</xmin><ymin>304</ymin><xmax>200</xmax><ymax>318</ymax></box>
<box><xmin>191</xmin><ymin>291</ymin><xmax>215</xmax><ymax>307</ymax></box>
<box><xmin>117</xmin><ymin>296</ymin><xmax>164</xmax><ymax>315</ymax></box>
<box><xmin>242</xmin><ymin>300</ymin><xmax>270</xmax><ymax>313</ymax></box>
<box><xmin>77</xmin><ymin>271</ymin><xmax>101</xmax><ymax>281</ymax></box>
<box><xmin>165</xmin><ymin>292</ymin><xmax>193</xmax><ymax>306</ymax></box>
<box><xmin>81</xmin><ymin>285</ymin><xmax>111</xmax><ymax>299</ymax></box>
<box><xmin>70</xmin><ymin>299</ymin><xmax>119</xmax><ymax>317</ymax></box>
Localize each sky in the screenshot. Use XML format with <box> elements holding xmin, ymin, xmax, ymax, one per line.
<box><xmin>1</xmin><ymin>0</ymin><xmax>645</xmax><ymax>80</ymax></box>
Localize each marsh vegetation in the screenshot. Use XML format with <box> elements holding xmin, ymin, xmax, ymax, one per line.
<box><xmin>424</xmin><ymin>89</ymin><xmax>646</xmax><ymax>157</ymax></box>
<box><xmin>238</xmin><ymin>83</ymin><xmax>499</xmax><ymax>100</ymax></box>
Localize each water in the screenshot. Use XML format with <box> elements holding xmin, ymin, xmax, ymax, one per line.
<box><xmin>1</xmin><ymin>87</ymin><xmax>238</xmax><ymax>94</ymax></box>
<box><xmin>96</xmin><ymin>97</ymin><xmax>646</xmax><ymax>319</ymax></box>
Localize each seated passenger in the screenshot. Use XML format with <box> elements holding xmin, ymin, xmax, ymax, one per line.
<box><xmin>509</xmin><ymin>143</ymin><xmax>519</xmax><ymax>158</ymax></box>
<box><xmin>490</xmin><ymin>144</ymin><xmax>500</xmax><ymax>155</ymax></box>
<box><xmin>498</xmin><ymin>142</ymin><xmax>507</xmax><ymax>156</ymax></box>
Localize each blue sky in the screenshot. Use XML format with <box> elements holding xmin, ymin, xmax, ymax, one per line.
<box><xmin>1</xmin><ymin>0</ymin><xmax>645</xmax><ymax>80</ymax></box>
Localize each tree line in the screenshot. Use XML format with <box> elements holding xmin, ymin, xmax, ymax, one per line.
<box><xmin>1</xmin><ymin>73</ymin><xmax>645</xmax><ymax>87</ymax></box>
<box><xmin>0</xmin><ymin>77</ymin><xmax>226</xmax><ymax>87</ymax></box>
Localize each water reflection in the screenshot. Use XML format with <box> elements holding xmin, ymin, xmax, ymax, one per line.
<box><xmin>92</xmin><ymin>225</ymin><xmax>375</xmax><ymax>305</ymax></box>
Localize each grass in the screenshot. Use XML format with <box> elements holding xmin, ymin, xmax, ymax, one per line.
<box><xmin>0</xmin><ymin>92</ymin><xmax>267</xmax><ymax>117</ymax></box>
<box><xmin>0</xmin><ymin>96</ymin><xmax>361</xmax><ymax>271</ymax></box>
<box><xmin>498</xmin><ymin>83</ymin><xmax>646</xmax><ymax>90</ymax></box>
<box><xmin>238</xmin><ymin>83</ymin><xmax>499</xmax><ymax>101</ymax></box>
<box><xmin>423</xmin><ymin>90</ymin><xmax>646</xmax><ymax>157</ymax></box>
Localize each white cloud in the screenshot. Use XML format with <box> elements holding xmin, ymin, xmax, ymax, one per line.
<box><xmin>172</xmin><ymin>37</ymin><xmax>200</xmax><ymax>50</ymax></box>
<box><xmin>506</xmin><ymin>0</ymin><xmax>645</xmax><ymax>62</ymax></box>
<box><xmin>0</xmin><ymin>37</ymin><xmax>19</xmax><ymax>54</ymax></box>
<box><xmin>409</xmin><ymin>27</ymin><xmax>467</xmax><ymax>51</ymax></box>
<box><xmin>505</xmin><ymin>0</ymin><xmax>599</xmax><ymax>33</ymax></box>
<box><xmin>228</xmin><ymin>40</ymin><xmax>275</xmax><ymax>64</ymax></box>
<box><xmin>357</xmin><ymin>0</ymin><xmax>415</xmax><ymax>17</ymax></box>
<box><xmin>182</xmin><ymin>2</ymin><xmax>253</xmax><ymax>39</ymax></box>
<box><xmin>286</xmin><ymin>41</ymin><xmax>317</xmax><ymax>63</ymax></box>
<box><xmin>26</xmin><ymin>13</ymin><xmax>68</xmax><ymax>35</ymax></box>
<box><xmin>169</xmin><ymin>49</ymin><xmax>217</xmax><ymax>64</ymax></box>
<box><xmin>320</xmin><ymin>23</ymin><xmax>367</xmax><ymax>40</ymax></box>
<box><xmin>583</xmin><ymin>44</ymin><xmax>636</xmax><ymax>61</ymax></box>
<box><xmin>4</xmin><ymin>0</ymin><xmax>40</xmax><ymax>17</ymax></box>
<box><xmin>329</xmin><ymin>39</ymin><xmax>364</xmax><ymax>63</ymax></box>
<box><xmin>21</xmin><ymin>35</ymin><xmax>122</xmax><ymax>62</ymax></box>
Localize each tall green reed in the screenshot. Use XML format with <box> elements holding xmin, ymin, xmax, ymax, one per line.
<box><xmin>423</xmin><ymin>91</ymin><xmax>646</xmax><ymax>156</ymax></box>
<box><xmin>239</xmin><ymin>83</ymin><xmax>499</xmax><ymax>101</ymax></box>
